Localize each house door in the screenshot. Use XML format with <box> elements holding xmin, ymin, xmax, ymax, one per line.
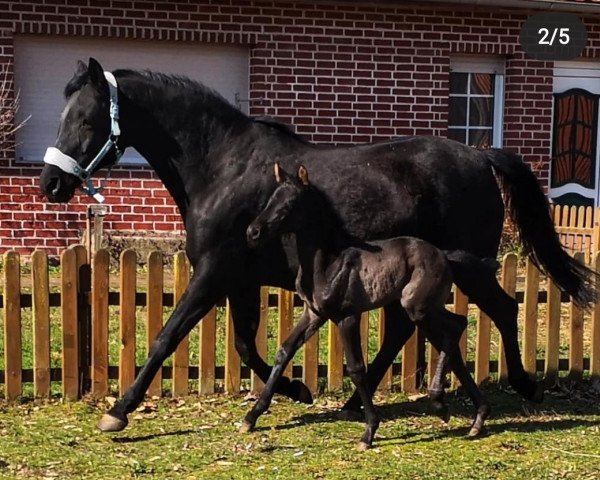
<box><xmin>550</xmin><ymin>62</ymin><xmax>600</xmax><ymax>207</ymax></box>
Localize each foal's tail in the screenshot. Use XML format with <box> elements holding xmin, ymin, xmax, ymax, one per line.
<box><xmin>485</xmin><ymin>149</ymin><xmax>598</xmax><ymax>306</ymax></box>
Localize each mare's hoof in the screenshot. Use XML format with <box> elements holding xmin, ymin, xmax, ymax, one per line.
<box><xmin>239</xmin><ymin>420</ymin><xmax>254</xmax><ymax>434</ymax></box>
<box><xmin>467</xmin><ymin>425</ymin><xmax>486</xmax><ymax>437</ymax></box>
<box><xmin>336</xmin><ymin>408</ymin><xmax>363</xmax><ymax>422</ymax></box>
<box><xmin>98</xmin><ymin>413</ymin><xmax>128</xmax><ymax>432</ymax></box>
<box><xmin>357</xmin><ymin>441</ymin><xmax>371</xmax><ymax>452</ymax></box>
<box><xmin>289</xmin><ymin>379</ymin><xmax>313</xmax><ymax>404</ymax></box>
<box><xmin>529</xmin><ymin>382</ymin><xmax>544</xmax><ymax>404</ymax></box>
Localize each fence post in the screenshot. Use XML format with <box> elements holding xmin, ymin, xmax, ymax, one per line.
<box><xmin>591</xmin><ymin>252</ymin><xmax>600</xmax><ymax>380</ymax></box>
<box><xmin>61</xmin><ymin>247</ymin><xmax>79</xmax><ymax>400</ymax></box>
<box><xmin>73</xmin><ymin>244</ymin><xmax>91</xmax><ymax>395</ymax></box>
<box><xmin>328</xmin><ymin>322</ymin><xmax>344</xmax><ymax>391</ymax></box>
<box><xmin>303</xmin><ymin>303</ymin><xmax>319</xmax><ymax>394</ymax></box>
<box><xmin>569</xmin><ymin>252</ymin><xmax>585</xmax><ymax>381</ymax></box>
<box><xmin>544</xmin><ymin>277</ymin><xmax>561</xmax><ymax>383</ymax></box>
<box><xmin>593</xmin><ymin>207</ymin><xmax>600</xmax><ymax>254</ymax></box>
<box><xmin>224</xmin><ymin>299</ymin><xmax>241</xmax><ymax>394</ymax></box>
<box><xmin>172</xmin><ymin>251</ymin><xmax>190</xmax><ymax>397</ymax></box>
<box><xmin>3</xmin><ymin>251</ymin><xmax>21</xmax><ymax>401</ymax></box>
<box><xmin>451</xmin><ymin>287</ymin><xmax>468</xmax><ymax>389</ymax></box>
<box><xmin>146</xmin><ymin>251</ymin><xmax>163</xmax><ymax>397</ymax></box>
<box><xmin>378</xmin><ymin>308</ymin><xmax>392</xmax><ymax>391</ymax></box>
<box><xmin>523</xmin><ymin>258</ymin><xmax>540</xmax><ymax>376</ymax></box>
<box><xmin>119</xmin><ymin>249</ymin><xmax>137</xmax><ymax>396</ymax></box>
<box><xmin>251</xmin><ymin>287</ymin><xmax>269</xmax><ymax>394</ymax></box>
<box><xmin>278</xmin><ymin>289</ymin><xmax>294</xmax><ymax>379</ymax></box>
<box><xmin>91</xmin><ymin>249</ymin><xmax>110</xmax><ymax>398</ymax></box>
<box><xmin>32</xmin><ymin>250</ymin><xmax>50</xmax><ymax>398</ymax></box>
<box><xmin>498</xmin><ymin>253</ymin><xmax>517</xmax><ymax>383</ymax></box>
<box><xmin>199</xmin><ymin>305</ymin><xmax>216</xmax><ymax>394</ymax></box>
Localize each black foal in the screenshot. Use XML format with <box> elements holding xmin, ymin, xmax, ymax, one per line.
<box><xmin>241</xmin><ymin>164</ymin><xmax>491</xmax><ymax>449</ymax></box>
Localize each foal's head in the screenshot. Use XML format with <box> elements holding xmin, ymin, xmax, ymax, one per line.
<box><xmin>246</xmin><ymin>163</ymin><xmax>311</xmax><ymax>247</ymax></box>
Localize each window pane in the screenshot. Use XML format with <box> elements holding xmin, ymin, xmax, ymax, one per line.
<box><xmin>449</xmin><ymin>97</ymin><xmax>467</xmax><ymax>126</ymax></box>
<box><xmin>470</xmin><ymin>73</ymin><xmax>494</xmax><ymax>95</ymax></box>
<box><xmin>449</xmin><ymin>72</ymin><xmax>468</xmax><ymax>94</ymax></box>
<box><xmin>468</xmin><ymin>129</ymin><xmax>492</xmax><ymax>149</ymax></box>
<box><xmin>448</xmin><ymin>128</ymin><xmax>466</xmax><ymax>143</ymax></box>
<box><xmin>469</xmin><ymin>97</ymin><xmax>493</xmax><ymax>126</ymax></box>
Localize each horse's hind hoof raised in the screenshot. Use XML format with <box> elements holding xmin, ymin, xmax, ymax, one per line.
<box><xmin>467</xmin><ymin>425</ymin><xmax>486</xmax><ymax>438</ymax></box>
<box><xmin>288</xmin><ymin>379</ymin><xmax>313</xmax><ymax>404</ymax></box>
<box><xmin>238</xmin><ymin>420</ymin><xmax>254</xmax><ymax>434</ymax></box>
<box><xmin>97</xmin><ymin>413</ymin><xmax>128</xmax><ymax>432</ymax></box>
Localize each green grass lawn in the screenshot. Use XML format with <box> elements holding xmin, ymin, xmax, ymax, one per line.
<box><xmin>1</xmin><ymin>383</ymin><xmax>599</xmax><ymax>479</ymax></box>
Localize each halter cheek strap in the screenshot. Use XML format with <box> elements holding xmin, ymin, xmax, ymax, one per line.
<box><xmin>43</xmin><ymin>71</ymin><xmax>123</xmax><ymax>204</ymax></box>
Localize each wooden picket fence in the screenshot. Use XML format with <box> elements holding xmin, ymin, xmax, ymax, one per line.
<box><xmin>552</xmin><ymin>204</ymin><xmax>600</xmax><ymax>261</ymax></box>
<box><xmin>2</xmin><ymin>244</ymin><xmax>600</xmax><ymax>402</ymax></box>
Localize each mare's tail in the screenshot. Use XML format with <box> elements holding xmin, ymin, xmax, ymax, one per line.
<box><xmin>485</xmin><ymin>149</ymin><xmax>598</xmax><ymax>306</ymax></box>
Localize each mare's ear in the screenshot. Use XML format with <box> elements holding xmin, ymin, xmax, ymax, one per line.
<box><xmin>274</xmin><ymin>162</ymin><xmax>286</xmax><ymax>183</ymax></box>
<box><xmin>87</xmin><ymin>57</ymin><xmax>107</xmax><ymax>89</ymax></box>
<box><xmin>297</xmin><ymin>165</ymin><xmax>309</xmax><ymax>185</ymax></box>
<box><xmin>75</xmin><ymin>60</ymin><xmax>87</xmax><ymax>76</ymax></box>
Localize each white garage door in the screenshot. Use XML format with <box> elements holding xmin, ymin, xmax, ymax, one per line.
<box><xmin>14</xmin><ymin>35</ymin><xmax>249</xmax><ymax>164</ymax></box>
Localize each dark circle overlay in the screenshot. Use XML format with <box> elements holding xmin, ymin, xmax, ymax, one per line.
<box><xmin>519</xmin><ymin>13</ymin><xmax>588</xmax><ymax>61</ymax></box>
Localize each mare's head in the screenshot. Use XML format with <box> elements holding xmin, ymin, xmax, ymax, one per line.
<box><xmin>246</xmin><ymin>163</ymin><xmax>311</xmax><ymax>247</ymax></box>
<box><xmin>39</xmin><ymin>57</ymin><xmax>122</xmax><ymax>203</ymax></box>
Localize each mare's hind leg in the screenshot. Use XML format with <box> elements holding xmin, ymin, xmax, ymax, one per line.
<box><xmin>228</xmin><ymin>285</ymin><xmax>312</xmax><ymax>404</ymax></box>
<box><xmin>241</xmin><ymin>309</ymin><xmax>326</xmax><ymax>432</ymax></box>
<box><xmin>338</xmin><ymin>314</ymin><xmax>380</xmax><ymax>451</ymax></box>
<box><xmin>342</xmin><ymin>301</ymin><xmax>415</xmax><ymax>415</ymax></box>
<box><xmin>454</xmin><ymin>268</ymin><xmax>544</xmax><ymax>403</ymax></box>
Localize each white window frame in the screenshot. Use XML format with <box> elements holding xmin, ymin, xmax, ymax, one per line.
<box><xmin>449</xmin><ymin>56</ymin><xmax>505</xmax><ymax>148</ymax></box>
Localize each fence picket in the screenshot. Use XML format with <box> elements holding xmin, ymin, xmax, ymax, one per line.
<box><xmin>278</xmin><ymin>289</ymin><xmax>294</xmax><ymax>379</ymax></box>
<box><xmin>224</xmin><ymin>299</ymin><xmax>241</xmax><ymax>393</ymax></box>
<box><xmin>591</xmin><ymin>252</ymin><xmax>600</xmax><ymax>380</ymax></box>
<box><xmin>3</xmin><ymin>251</ymin><xmax>21</xmax><ymax>400</ymax></box>
<box><xmin>199</xmin><ymin>306</ymin><xmax>216</xmax><ymax>394</ymax></box>
<box><xmin>569</xmin><ymin>252</ymin><xmax>585</xmax><ymax>381</ymax></box>
<box><xmin>119</xmin><ymin>249</ymin><xmax>137</xmax><ymax>396</ymax></box>
<box><xmin>73</xmin><ymin>245</ymin><xmax>90</xmax><ymax>395</ymax></box>
<box><xmin>61</xmin><ymin>248</ymin><xmax>79</xmax><ymax>400</ymax></box>
<box><xmin>451</xmin><ymin>287</ymin><xmax>468</xmax><ymax>389</ymax></box>
<box><xmin>328</xmin><ymin>322</ymin><xmax>344</xmax><ymax>391</ymax></box>
<box><xmin>498</xmin><ymin>253</ymin><xmax>517</xmax><ymax>382</ymax></box>
<box><xmin>32</xmin><ymin>250</ymin><xmax>50</xmax><ymax>398</ymax></box>
<box><xmin>172</xmin><ymin>252</ymin><xmax>190</xmax><ymax>397</ymax></box>
<box><xmin>91</xmin><ymin>249</ymin><xmax>110</xmax><ymax>398</ymax></box>
<box><xmin>401</xmin><ymin>327</ymin><xmax>419</xmax><ymax>393</ymax></box>
<box><xmin>523</xmin><ymin>258</ymin><xmax>540</xmax><ymax>375</ymax></box>
<box><xmin>303</xmin><ymin>303</ymin><xmax>319</xmax><ymax>394</ymax></box>
<box><xmin>544</xmin><ymin>277</ymin><xmax>561</xmax><ymax>382</ymax></box>
<box><xmin>252</xmin><ymin>287</ymin><xmax>269</xmax><ymax>394</ymax></box>
<box><xmin>475</xmin><ymin>308</ymin><xmax>491</xmax><ymax>385</ymax></box>
<box><xmin>147</xmin><ymin>251</ymin><xmax>163</xmax><ymax>397</ymax></box>
<box><xmin>378</xmin><ymin>308</ymin><xmax>392</xmax><ymax>391</ymax></box>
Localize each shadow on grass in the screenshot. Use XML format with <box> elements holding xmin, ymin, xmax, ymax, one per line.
<box><xmin>110</xmin><ymin>429</ymin><xmax>196</xmax><ymax>443</ymax></box>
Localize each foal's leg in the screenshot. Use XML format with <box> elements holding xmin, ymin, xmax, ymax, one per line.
<box><xmin>338</xmin><ymin>314</ymin><xmax>380</xmax><ymax>451</ymax></box>
<box><xmin>228</xmin><ymin>285</ymin><xmax>312</xmax><ymax>403</ymax></box>
<box><xmin>454</xmin><ymin>269</ymin><xmax>544</xmax><ymax>402</ymax></box>
<box><xmin>98</xmin><ymin>261</ymin><xmax>225</xmax><ymax>432</ymax></box>
<box><xmin>240</xmin><ymin>309</ymin><xmax>326</xmax><ymax>432</ymax></box>
<box><xmin>342</xmin><ymin>301</ymin><xmax>415</xmax><ymax>414</ymax></box>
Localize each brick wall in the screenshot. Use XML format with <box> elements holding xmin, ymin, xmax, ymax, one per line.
<box><xmin>1</xmin><ymin>0</ymin><xmax>599</xmax><ymax>256</ymax></box>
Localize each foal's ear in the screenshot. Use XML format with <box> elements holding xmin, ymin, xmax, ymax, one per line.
<box><xmin>87</xmin><ymin>57</ymin><xmax>107</xmax><ymax>88</ymax></box>
<box><xmin>75</xmin><ymin>60</ymin><xmax>87</xmax><ymax>76</ymax></box>
<box><xmin>274</xmin><ymin>162</ymin><xmax>286</xmax><ymax>183</ymax></box>
<box><xmin>297</xmin><ymin>165</ymin><xmax>309</xmax><ymax>185</ymax></box>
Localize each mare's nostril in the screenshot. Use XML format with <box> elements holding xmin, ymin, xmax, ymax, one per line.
<box><xmin>247</xmin><ymin>225</ymin><xmax>261</xmax><ymax>242</ymax></box>
<box><xmin>47</xmin><ymin>177</ymin><xmax>60</xmax><ymax>196</ymax></box>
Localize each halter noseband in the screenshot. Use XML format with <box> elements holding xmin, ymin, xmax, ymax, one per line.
<box><xmin>43</xmin><ymin>71</ymin><xmax>123</xmax><ymax>203</ymax></box>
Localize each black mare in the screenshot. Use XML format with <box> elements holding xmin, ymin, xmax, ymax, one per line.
<box><xmin>39</xmin><ymin>59</ymin><xmax>596</xmax><ymax>432</ymax></box>
<box><xmin>243</xmin><ymin>164</ymin><xmax>492</xmax><ymax>449</ymax></box>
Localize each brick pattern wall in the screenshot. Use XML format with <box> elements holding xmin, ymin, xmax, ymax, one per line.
<box><xmin>1</xmin><ymin>0</ymin><xmax>599</xmax><ymax>255</ymax></box>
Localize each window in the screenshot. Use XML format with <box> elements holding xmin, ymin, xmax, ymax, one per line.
<box><xmin>448</xmin><ymin>57</ymin><xmax>505</xmax><ymax>149</ymax></box>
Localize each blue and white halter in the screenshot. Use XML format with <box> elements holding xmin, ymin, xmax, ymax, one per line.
<box><xmin>43</xmin><ymin>71</ymin><xmax>123</xmax><ymax>203</ymax></box>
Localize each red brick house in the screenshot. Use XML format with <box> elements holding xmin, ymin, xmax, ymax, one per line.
<box><xmin>1</xmin><ymin>0</ymin><xmax>599</xmax><ymax>256</ymax></box>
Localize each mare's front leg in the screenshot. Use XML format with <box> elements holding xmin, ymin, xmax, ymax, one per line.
<box><xmin>228</xmin><ymin>285</ymin><xmax>312</xmax><ymax>403</ymax></box>
<box><xmin>338</xmin><ymin>314</ymin><xmax>380</xmax><ymax>451</ymax></box>
<box><xmin>240</xmin><ymin>308</ymin><xmax>325</xmax><ymax>432</ymax></box>
<box><xmin>98</xmin><ymin>253</ymin><xmax>226</xmax><ymax>432</ymax></box>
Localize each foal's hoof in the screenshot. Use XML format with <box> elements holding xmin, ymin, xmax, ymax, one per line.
<box><xmin>357</xmin><ymin>441</ymin><xmax>371</xmax><ymax>452</ymax></box>
<box><xmin>97</xmin><ymin>413</ymin><xmax>128</xmax><ymax>432</ymax></box>
<box><xmin>430</xmin><ymin>402</ymin><xmax>450</xmax><ymax>424</ymax></box>
<box><xmin>288</xmin><ymin>379</ymin><xmax>314</xmax><ymax>404</ymax></box>
<box><xmin>238</xmin><ymin>420</ymin><xmax>254</xmax><ymax>434</ymax></box>
<box><xmin>336</xmin><ymin>408</ymin><xmax>363</xmax><ymax>422</ymax></box>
